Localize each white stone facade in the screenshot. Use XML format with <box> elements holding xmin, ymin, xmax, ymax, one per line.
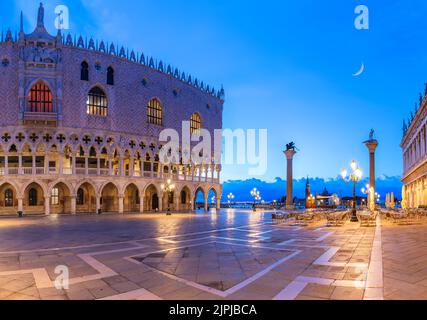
<box><xmin>401</xmin><ymin>90</ymin><xmax>427</xmax><ymax>208</ymax></box>
<box><xmin>0</xmin><ymin>4</ymin><xmax>223</xmax><ymax>216</ymax></box>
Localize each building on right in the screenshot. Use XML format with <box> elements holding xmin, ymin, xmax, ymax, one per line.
<box><xmin>401</xmin><ymin>87</ymin><xmax>427</xmax><ymax>208</ymax></box>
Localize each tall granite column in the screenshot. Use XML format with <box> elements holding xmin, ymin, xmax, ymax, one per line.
<box><xmin>284</xmin><ymin>149</ymin><xmax>297</xmax><ymax>209</ymax></box>
<box><xmin>364</xmin><ymin>138</ymin><xmax>378</xmax><ymax>211</ymax></box>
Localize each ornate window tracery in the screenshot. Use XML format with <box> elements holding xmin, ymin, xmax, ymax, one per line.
<box><xmin>87</xmin><ymin>86</ymin><xmax>108</xmax><ymax>117</ymax></box>
<box><xmin>28</xmin><ymin>82</ymin><xmax>53</xmax><ymax>113</ymax></box>
<box><xmin>147</xmin><ymin>98</ymin><xmax>163</xmax><ymax>126</ymax></box>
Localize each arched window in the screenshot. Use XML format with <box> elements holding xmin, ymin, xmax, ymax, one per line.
<box><xmin>28</xmin><ymin>82</ymin><xmax>53</xmax><ymax>113</ymax></box>
<box><xmin>147</xmin><ymin>98</ymin><xmax>163</xmax><ymax>126</ymax></box>
<box><xmin>190</xmin><ymin>113</ymin><xmax>202</xmax><ymax>133</ymax></box>
<box><xmin>4</xmin><ymin>189</ymin><xmax>13</xmax><ymax>207</ymax></box>
<box><xmin>107</xmin><ymin>66</ymin><xmax>114</xmax><ymax>85</ymax></box>
<box><xmin>87</xmin><ymin>87</ymin><xmax>108</xmax><ymax>117</ymax></box>
<box><xmin>81</xmin><ymin>61</ymin><xmax>89</xmax><ymax>81</ymax></box>
<box><xmin>77</xmin><ymin>188</ymin><xmax>84</xmax><ymax>205</ymax></box>
<box><xmin>51</xmin><ymin>187</ymin><xmax>59</xmax><ymax>205</ymax></box>
<box><xmin>29</xmin><ymin>188</ymin><xmax>38</xmax><ymax>206</ymax></box>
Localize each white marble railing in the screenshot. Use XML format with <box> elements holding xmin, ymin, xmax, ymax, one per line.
<box><xmin>0</xmin><ymin>166</ymin><xmax>220</xmax><ymax>183</ymax></box>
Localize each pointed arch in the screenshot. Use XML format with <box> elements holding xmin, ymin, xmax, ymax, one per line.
<box><xmin>147</xmin><ymin>98</ymin><xmax>163</xmax><ymax>126</ymax></box>
<box><xmin>81</xmin><ymin>61</ymin><xmax>89</xmax><ymax>81</ymax></box>
<box><xmin>28</xmin><ymin>81</ymin><xmax>53</xmax><ymax>113</ymax></box>
<box><xmin>87</xmin><ymin>86</ymin><xmax>108</xmax><ymax>117</ymax></box>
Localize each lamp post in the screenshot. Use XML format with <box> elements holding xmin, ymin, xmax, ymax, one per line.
<box><xmin>250</xmin><ymin>188</ymin><xmax>261</xmax><ymax>211</ymax></box>
<box><xmin>227</xmin><ymin>193</ymin><xmax>235</xmax><ymax>207</ymax></box>
<box><xmin>341</xmin><ymin>160</ymin><xmax>363</xmax><ymax>222</ymax></box>
<box><xmin>161</xmin><ymin>179</ymin><xmax>175</xmax><ymax>215</ymax></box>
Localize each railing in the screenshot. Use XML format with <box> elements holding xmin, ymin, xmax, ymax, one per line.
<box><xmin>75</xmin><ymin>168</ymin><xmax>86</xmax><ymax>175</ymax></box>
<box><xmin>61</xmin><ymin>168</ymin><xmax>71</xmax><ymax>175</ymax></box>
<box><xmin>8</xmin><ymin>168</ymin><xmax>19</xmax><ymax>175</ymax></box>
<box><xmin>88</xmin><ymin>168</ymin><xmax>98</xmax><ymax>176</ymax></box>
<box><xmin>0</xmin><ymin>165</ymin><xmax>220</xmax><ymax>183</ymax></box>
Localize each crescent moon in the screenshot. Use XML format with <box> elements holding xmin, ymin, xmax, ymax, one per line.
<box><xmin>353</xmin><ymin>62</ymin><xmax>365</xmax><ymax>77</ymax></box>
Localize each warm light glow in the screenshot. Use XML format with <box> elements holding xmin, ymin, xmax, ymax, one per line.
<box><xmin>350</xmin><ymin>160</ymin><xmax>357</xmax><ymax>171</ymax></box>
<box><xmin>354</xmin><ymin>168</ymin><xmax>362</xmax><ymax>179</ymax></box>
<box><xmin>341</xmin><ymin>169</ymin><xmax>347</xmax><ymax>179</ymax></box>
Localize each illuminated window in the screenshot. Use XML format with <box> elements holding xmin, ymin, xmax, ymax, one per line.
<box><xmin>81</xmin><ymin>61</ymin><xmax>89</xmax><ymax>81</ymax></box>
<box><xmin>190</xmin><ymin>113</ymin><xmax>202</xmax><ymax>133</ymax></box>
<box><xmin>147</xmin><ymin>98</ymin><xmax>163</xmax><ymax>126</ymax></box>
<box><xmin>87</xmin><ymin>87</ymin><xmax>108</xmax><ymax>117</ymax></box>
<box><xmin>28</xmin><ymin>82</ymin><xmax>53</xmax><ymax>113</ymax></box>
<box><xmin>51</xmin><ymin>187</ymin><xmax>59</xmax><ymax>205</ymax></box>
<box><xmin>4</xmin><ymin>189</ymin><xmax>13</xmax><ymax>207</ymax></box>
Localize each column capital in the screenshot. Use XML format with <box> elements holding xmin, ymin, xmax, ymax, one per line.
<box><xmin>284</xmin><ymin>149</ymin><xmax>297</xmax><ymax>160</ymax></box>
<box><xmin>364</xmin><ymin>140</ymin><xmax>379</xmax><ymax>153</ymax></box>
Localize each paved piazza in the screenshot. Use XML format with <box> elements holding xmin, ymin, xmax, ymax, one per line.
<box><xmin>0</xmin><ymin>210</ymin><xmax>426</xmax><ymax>300</ymax></box>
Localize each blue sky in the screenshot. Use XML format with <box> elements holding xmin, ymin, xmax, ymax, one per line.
<box><xmin>2</xmin><ymin>0</ymin><xmax>425</xmax><ymax>182</ymax></box>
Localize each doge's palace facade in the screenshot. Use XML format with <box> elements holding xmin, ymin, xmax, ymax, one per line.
<box><xmin>0</xmin><ymin>4</ymin><xmax>223</xmax><ymax>216</ymax></box>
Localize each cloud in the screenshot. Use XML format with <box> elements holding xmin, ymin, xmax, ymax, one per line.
<box><xmin>222</xmin><ymin>176</ymin><xmax>403</xmax><ymax>201</ymax></box>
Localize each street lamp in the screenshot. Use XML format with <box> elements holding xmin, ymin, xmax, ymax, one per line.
<box><xmin>227</xmin><ymin>193</ymin><xmax>235</xmax><ymax>206</ymax></box>
<box><xmin>161</xmin><ymin>179</ymin><xmax>175</xmax><ymax>215</ymax></box>
<box><xmin>341</xmin><ymin>160</ymin><xmax>363</xmax><ymax>222</ymax></box>
<box><xmin>250</xmin><ymin>188</ymin><xmax>261</xmax><ymax>211</ymax></box>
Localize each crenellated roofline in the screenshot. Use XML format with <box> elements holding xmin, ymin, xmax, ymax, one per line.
<box><xmin>0</xmin><ymin>2</ymin><xmax>225</xmax><ymax>102</ymax></box>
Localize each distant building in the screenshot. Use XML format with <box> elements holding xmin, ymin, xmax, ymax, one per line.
<box><xmin>401</xmin><ymin>85</ymin><xmax>427</xmax><ymax>208</ymax></box>
<box><xmin>305</xmin><ymin>176</ymin><xmax>315</xmax><ymax>208</ymax></box>
<box><xmin>315</xmin><ymin>188</ymin><xmax>339</xmax><ymax>208</ymax></box>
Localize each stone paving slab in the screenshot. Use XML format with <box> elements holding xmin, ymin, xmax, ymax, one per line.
<box><xmin>0</xmin><ymin>210</ymin><xmax>426</xmax><ymax>300</ymax></box>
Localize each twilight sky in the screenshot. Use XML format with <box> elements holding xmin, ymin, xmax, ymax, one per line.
<box><xmin>1</xmin><ymin>0</ymin><xmax>425</xmax><ymax>182</ymax></box>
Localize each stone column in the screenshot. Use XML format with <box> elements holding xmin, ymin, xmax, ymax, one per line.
<box><xmin>216</xmin><ymin>197</ymin><xmax>221</xmax><ymax>210</ymax></box>
<box><xmin>18</xmin><ymin>153</ymin><xmax>22</xmax><ymax>175</ymax></box>
<box><xmin>72</xmin><ymin>155</ymin><xmax>76</xmax><ymax>175</ymax></box>
<box><xmin>284</xmin><ymin>149</ymin><xmax>297</xmax><ymax>209</ymax></box>
<box><xmin>70</xmin><ymin>196</ymin><xmax>76</xmax><ymax>215</ymax></box>
<box><xmin>97</xmin><ymin>157</ymin><xmax>101</xmax><ymax>176</ymax></box>
<box><xmin>118</xmin><ymin>195</ymin><xmax>124</xmax><ymax>214</ymax></box>
<box><xmin>58</xmin><ymin>152</ymin><xmax>63</xmax><ymax>175</ymax></box>
<box><xmin>364</xmin><ymin>139</ymin><xmax>379</xmax><ymax>192</ymax></box>
<box><xmin>5</xmin><ymin>155</ymin><xmax>8</xmax><ymax>175</ymax></box>
<box><xmin>96</xmin><ymin>196</ymin><xmax>101</xmax><ymax>213</ymax></box>
<box><xmin>108</xmin><ymin>157</ymin><xmax>113</xmax><ymax>176</ymax></box>
<box><xmin>85</xmin><ymin>157</ymin><xmax>89</xmax><ymax>176</ymax></box>
<box><xmin>139</xmin><ymin>194</ymin><xmax>144</xmax><ymax>213</ymax></box>
<box><xmin>204</xmin><ymin>195</ymin><xmax>209</xmax><ymax>212</ymax></box>
<box><xmin>130</xmin><ymin>157</ymin><xmax>134</xmax><ymax>177</ymax></box>
<box><xmin>44</xmin><ymin>196</ymin><xmax>50</xmax><ymax>215</ymax></box>
<box><xmin>18</xmin><ymin>197</ymin><xmax>23</xmax><ymax>214</ymax></box>
<box><xmin>158</xmin><ymin>192</ymin><xmax>163</xmax><ymax>212</ymax></box>
<box><xmin>32</xmin><ymin>154</ymin><xmax>36</xmax><ymax>176</ymax></box>
<box><xmin>44</xmin><ymin>153</ymin><xmax>49</xmax><ymax>175</ymax></box>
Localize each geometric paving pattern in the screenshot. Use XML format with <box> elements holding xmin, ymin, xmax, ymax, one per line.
<box><xmin>382</xmin><ymin>222</ymin><xmax>427</xmax><ymax>300</ymax></box>
<box><xmin>0</xmin><ymin>210</ymin><xmax>423</xmax><ymax>300</ymax></box>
